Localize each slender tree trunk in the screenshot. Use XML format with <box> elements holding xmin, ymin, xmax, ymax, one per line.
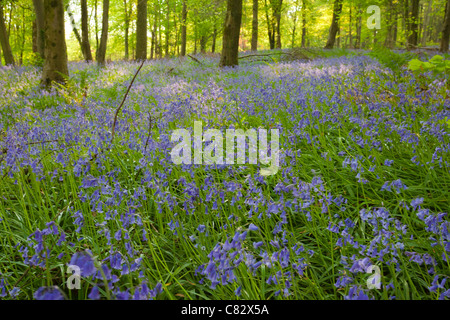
<box><xmin>349</xmin><ymin>3</ymin><xmax>352</xmax><ymax>48</ymax></box>
<box><xmin>158</xmin><ymin>4</ymin><xmax>162</xmax><ymax>58</ymax></box>
<box><xmin>324</xmin><ymin>0</ymin><xmax>343</xmax><ymax>49</ymax></box>
<box><xmin>0</xmin><ymin>4</ymin><xmax>14</xmax><ymax>65</ymax></box>
<box><xmin>136</xmin><ymin>0</ymin><xmax>147</xmax><ymax>60</ymax></box>
<box><xmin>42</xmin><ymin>0</ymin><xmax>68</xmax><ymax>87</ymax></box>
<box><xmin>264</xmin><ymin>0</ymin><xmax>275</xmax><ymax>49</ymax></box>
<box><xmin>124</xmin><ymin>0</ymin><xmax>130</xmax><ymax>60</ymax></box>
<box><xmin>32</xmin><ymin>0</ymin><xmax>45</xmax><ymax>59</ymax></box>
<box><xmin>81</xmin><ymin>0</ymin><xmax>93</xmax><ymax>61</ymax></box>
<box><xmin>95</xmin><ymin>0</ymin><xmax>99</xmax><ymax>52</ymax></box>
<box><xmin>200</xmin><ymin>35</ymin><xmax>207</xmax><ymax>53</ymax></box>
<box><xmin>408</xmin><ymin>0</ymin><xmax>419</xmax><ymax>48</ymax></box>
<box><xmin>97</xmin><ymin>0</ymin><xmax>109</xmax><ymax>65</ymax></box>
<box><xmin>66</xmin><ymin>2</ymin><xmax>84</xmax><ymax>57</ymax></box>
<box><xmin>220</xmin><ymin>0</ymin><xmax>243</xmax><ymax>67</ymax></box>
<box><xmin>270</xmin><ymin>0</ymin><xmax>282</xmax><ymax>48</ymax></box>
<box><xmin>301</xmin><ymin>0</ymin><xmax>306</xmax><ymax>48</ymax></box>
<box><xmin>165</xmin><ymin>0</ymin><xmax>170</xmax><ymax>56</ymax></box>
<box><xmin>404</xmin><ymin>0</ymin><xmax>410</xmax><ymax>48</ymax></box>
<box><xmin>180</xmin><ymin>0</ymin><xmax>187</xmax><ymax>56</ymax></box>
<box><xmin>355</xmin><ymin>5</ymin><xmax>362</xmax><ymax>49</ymax></box>
<box><xmin>251</xmin><ymin>0</ymin><xmax>258</xmax><ymax>51</ymax></box>
<box><xmin>151</xmin><ymin>13</ymin><xmax>156</xmax><ymax>59</ymax></box>
<box><xmin>212</xmin><ymin>27</ymin><xmax>217</xmax><ymax>53</ymax></box>
<box><xmin>441</xmin><ymin>0</ymin><xmax>450</xmax><ymax>52</ymax></box>
<box><xmin>421</xmin><ymin>0</ymin><xmax>432</xmax><ymax>47</ymax></box>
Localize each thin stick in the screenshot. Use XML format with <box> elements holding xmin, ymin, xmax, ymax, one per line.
<box><xmin>187</xmin><ymin>54</ymin><xmax>203</xmax><ymax>65</ymax></box>
<box><xmin>111</xmin><ymin>59</ymin><xmax>146</xmax><ymax>142</ymax></box>
<box><xmin>144</xmin><ymin>114</ymin><xmax>152</xmax><ymax>151</ymax></box>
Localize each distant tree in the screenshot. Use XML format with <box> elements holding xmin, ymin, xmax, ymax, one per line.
<box><xmin>251</xmin><ymin>0</ymin><xmax>258</xmax><ymax>51</ymax></box>
<box><xmin>32</xmin><ymin>0</ymin><xmax>45</xmax><ymax>60</ymax></box>
<box><xmin>81</xmin><ymin>0</ymin><xmax>93</xmax><ymax>62</ymax></box>
<box><xmin>441</xmin><ymin>0</ymin><xmax>450</xmax><ymax>52</ymax></box>
<box><xmin>180</xmin><ymin>0</ymin><xmax>187</xmax><ymax>56</ymax></box>
<box><xmin>136</xmin><ymin>0</ymin><xmax>147</xmax><ymax>60</ymax></box>
<box><xmin>220</xmin><ymin>0</ymin><xmax>242</xmax><ymax>67</ymax></box>
<box><xmin>0</xmin><ymin>3</ymin><xmax>14</xmax><ymax>65</ymax></box>
<box><xmin>301</xmin><ymin>0</ymin><xmax>307</xmax><ymax>48</ymax></box>
<box><xmin>408</xmin><ymin>0</ymin><xmax>419</xmax><ymax>49</ymax></box>
<box><xmin>41</xmin><ymin>0</ymin><xmax>68</xmax><ymax>87</ymax></box>
<box><xmin>324</xmin><ymin>0</ymin><xmax>343</xmax><ymax>49</ymax></box>
<box><xmin>97</xmin><ymin>0</ymin><xmax>109</xmax><ymax>65</ymax></box>
<box><xmin>66</xmin><ymin>2</ymin><xmax>83</xmax><ymax>54</ymax></box>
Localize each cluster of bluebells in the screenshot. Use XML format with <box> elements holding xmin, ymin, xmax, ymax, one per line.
<box><xmin>0</xmin><ymin>53</ymin><xmax>448</xmax><ymax>299</ymax></box>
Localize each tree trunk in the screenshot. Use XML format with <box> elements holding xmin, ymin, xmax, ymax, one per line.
<box><xmin>0</xmin><ymin>4</ymin><xmax>14</xmax><ymax>65</ymax></box>
<box><xmin>269</xmin><ymin>0</ymin><xmax>282</xmax><ymax>48</ymax></box>
<box><xmin>42</xmin><ymin>0</ymin><xmax>68</xmax><ymax>87</ymax></box>
<box><xmin>151</xmin><ymin>14</ymin><xmax>156</xmax><ymax>59</ymax></box>
<box><xmin>200</xmin><ymin>35</ymin><xmax>207</xmax><ymax>53</ymax></box>
<box><xmin>408</xmin><ymin>0</ymin><xmax>419</xmax><ymax>48</ymax></box>
<box><xmin>124</xmin><ymin>0</ymin><xmax>130</xmax><ymax>60</ymax></box>
<box><xmin>32</xmin><ymin>0</ymin><xmax>45</xmax><ymax>60</ymax></box>
<box><xmin>81</xmin><ymin>0</ymin><xmax>93</xmax><ymax>61</ymax></box>
<box><xmin>349</xmin><ymin>3</ymin><xmax>352</xmax><ymax>48</ymax></box>
<box><xmin>251</xmin><ymin>0</ymin><xmax>258</xmax><ymax>51</ymax></box>
<box><xmin>97</xmin><ymin>0</ymin><xmax>109</xmax><ymax>65</ymax></box>
<box><xmin>212</xmin><ymin>27</ymin><xmax>217</xmax><ymax>53</ymax></box>
<box><xmin>441</xmin><ymin>0</ymin><xmax>450</xmax><ymax>52</ymax></box>
<box><xmin>95</xmin><ymin>0</ymin><xmax>99</xmax><ymax>52</ymax></box>
<box><xmin>136</xmin><ymin>0</ymin><xmax>147</xmax><ymax>60</ymax></box>
<box><xmin>324</xmin><ymin>0</ymin><xmax>343</xmax><ymax>49</ymax></box>
<box><xmin>264</xmin><ymin>0</ymin><xmax>275</xmax><ymax>49</ymax></box>
<box><xmin>404</xmin><ymin>0</ymin><xmax>410</xmax><ymax>48</ymax></box>
<box><xmin>355</xmin><ymin>5</ymin><xmax>362</xmax><ymax>49</ymax></box>
<box><xmin>180</xmin><ymin>0</ymin><xmax>187</xmax><ymax>56</ymax></box>
<box><xmin>66</xmin><ymin>3</ymin><xmax>83</xmax><ymax>55</ymax></box>
<box><xmin>301</xmin><ymin>0</ymin><xmax>306</xmax><ymax>48</ymax></box>
<box><xmin>421</xmin><ymin>0</ymin><xmax>432</xmax><ymax>47</ymax></box>
<box><xmin>165</xmin><ymin>0</ymin><xmax>170</xmax><ymax>56</ymax></box>
<box><xmin>220</xmin><ymin>0</ymin><xmax>242</xmax><ymax>67</ymax></box>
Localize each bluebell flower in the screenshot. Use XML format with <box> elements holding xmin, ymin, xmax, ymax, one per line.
<box><xmin>34</xmin><ymin>286</ymin><xmax>64</xmax><ymax>300</ymax></box>
<box><xmin>69</xmin><ymin>251</ymin><xmax>96</xmax><ymax>277</ymax></box>
<box><xmin>88</xmin><ymin>286</ymin><xmax>101</xmax><ymax>300</ymax></box>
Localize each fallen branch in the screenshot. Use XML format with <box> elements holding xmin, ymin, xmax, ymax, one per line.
<box><xmin>187</xmin><ymin>54</ymin><xmax>203</xmax><ymax>65</ymax></box>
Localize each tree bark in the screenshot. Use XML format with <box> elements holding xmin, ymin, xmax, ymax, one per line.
<box><xmin>408</xmin><ymin>0</ymin><xmax>419</xmax><ymax>48</ymax></box>
<box><xmin>136</xmin><ymin>0</ymin><xmax>147</xmax><ymax>60</ymax></box>
<box><xmin>42</xmin><ymin>0</ymin><xmax>68</xmax><ymax>87</ymax></box>
<box><xmin>264</xmin><ymin>0</ymin><xmax>275</xmax><ymax>49</ymax></box>
<box><xmin>66</xmin><ymin>3</ymin><xmax>83</xmax><ymax>54</ymax></box>
<box><xmin>212</xmin><ymin>27</ymin><xmax>217</xmax><ymax>53</ymax></box>
<box><xmin>32</xmin><ymin>0</ymin><xmax>45</xmax><ymax>60</ymax></box>
<box><xmin>97</xmin><ymin>0</ymin><xmax>109</xmax><ymax>65</ymax></box>
<box><xmin>165</xmin><ymin>0</ymin><xmax>170</xmax><ymax>56</ymax></box>
<box><xmin>349</xmin><ymin>3</ymin><xmax>352</xmax><ymax>48</ymax></box>
<box><xmin>301</xmin><ymin>0</ymin><xmax>306</xmax><ymax>48</ymax></box>
<box><xmin>324</xmin><ymin>0</ymin><xmax>343</xmax><ymax>49</ymax></box>
<box><xmin>81</xmin><ymin>0</ymin><xmax>93</xmax><ymax>61</ymax></box>
<box><xmin>421</xmin><ymin>0</ymin><xmax>432</xmax><ymax>47</ymax></box>
<box><xmin>251</xmin><ymin>0</ymin><xmax>258</xmax><ymax>51</ymax></box>
<box><xmin>441</xmin><ymin>0</ymin><xmax>450</xmax><ymax>52</ymax></box>
<box><xmin>124</xmin><ymin>0</ymin><xmax>130</xmax><ymax>60</ymax></box>
<box><xmin>0</xmin><ymin>4</ymin><xmax>14</xmax><ymax>65</ymax></box>
<box><xmin>269</xmin><ymin>0</ymin><xmax>282</xmax><ymax>49</ymax></box>
<box><xmin>404</xmin><ymin>0</ymin><xmax>410</xmax><ymax>48</ymax></box>
<box><xmin>179</xmin><ymin>0</ymin><xmax>187</xmax><ymax>57</ymax></box>
<box><xmin>220</xmin><ymin>0</ymin><xmax>242</xmax><ymax>67</ymax></box>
